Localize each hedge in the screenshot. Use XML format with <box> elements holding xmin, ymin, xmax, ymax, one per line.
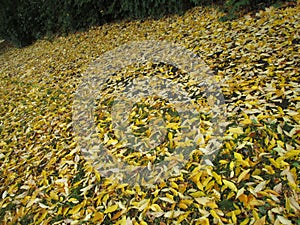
<box><xmin>0</xmin><ymin>0</ymin><xmax>294</xmax><ymax>47</ymax></box>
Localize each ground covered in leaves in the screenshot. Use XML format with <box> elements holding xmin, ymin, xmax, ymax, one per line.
<box><xmin>0</xmin><ymin>4</ymin><xmax>299</xmax><ymax>225</ymax></box>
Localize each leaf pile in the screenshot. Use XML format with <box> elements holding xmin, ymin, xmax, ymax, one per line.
<box><xmin>0</xmin><ymin>4</ymin><xmax>299</xmax><ymax>225</ymax></box>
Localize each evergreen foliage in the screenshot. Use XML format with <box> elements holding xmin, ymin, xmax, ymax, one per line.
<box><xmin>0</xmin><ymin>0</ymin><xmax>295</xmax><ymax>47</ymax></box>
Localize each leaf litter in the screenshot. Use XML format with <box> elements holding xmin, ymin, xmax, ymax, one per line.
<box><xmin>0</xmin><ymin>4</ymin><xmax>299</xmax><ymax>225</ymax></box>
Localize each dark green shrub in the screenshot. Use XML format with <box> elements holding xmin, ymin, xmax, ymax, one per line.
<box><xmin>107</xmin><ymin>0</ymin><xmax>194</xmax><ymax>19</ymax></box>
<box><xmin>0</xmin><ymin>0</ymin><xmax>200</xmax><ymax>47</ymax></box>
<box><xmin>220</xmin><ymin>0</ymin><xmax>296</xmax><ymax>21</ymax></box>
<box><xmin>0</xmin><ymin>0</ymin><xmax>42</xmax><ymax>47</ymax></box>
<box><xmin>37</xmin><ymin>0</ymin><xmax>110</xmax><ymax>36</ymax></box>
<box><xmin>0</xmin><ymin>0</ymin><xmax>296</xmax><ymax>47</ymax></box>
<box><xmin>0</xmin><ymin>0</ymin><xmax>110</xmax><ymax>47</ymax></box>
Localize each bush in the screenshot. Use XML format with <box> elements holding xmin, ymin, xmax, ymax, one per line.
<box><xmin>220</xmin><ymin>0</ymin><xmax>296</xmax><ymax>21</ymax></box>
<box><xmin>0</xmin><ymin>0</ymin><xmax>296</xmax><ymax>47</ymax></box>
<box><xmin>0</xmin><ymin>0</ymin><xmax>42</xmax><ymax>47</ymax></box>
<box><xmin>107</xmin><ymin>0</ymin><xmax>194</xmax><ymax>19</ymax></box>
<box><xmin>35</xmin><ymin>0</ymin><xmax>111</xmax><ymax>37</ymax></box>
<box><xmin>0</xmin><ymin>0</ymin><xmax>110</xmax><ymax>47</ymax></box>
<box><xmin>0</xmin><ymin>0</ymin><xmax>218</xmax><ymax>47</ymax></box>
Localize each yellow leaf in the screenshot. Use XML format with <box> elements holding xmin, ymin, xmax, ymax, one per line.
<box><xmin>107</xmin><ymin>139</ymin><xmax>118</xmax><ymax>146</ymax></box>
<box><xmin>229</xmin><ymin>161</ymin><xmax>235</xmax><ymax>171</ymax></box>
<box><xmin>254</xmin><ymin>181</ymin><xmax>267</xmax><ymax>194</ymax></box>
<box><xmin>159</xmin><ymin>197</ymin><xmax>175</xmax><ymax>204</ymax></box>
<box><xmin>195</xmin><ymin>218</ymin><xmax>210</xmax><ymax>225</ymax></box>
<box><xmin>277</xmin><ymin>215</ymin><xmax>292</xmax><ymax>225</ymax></box>
<box><xmin>207</xmin><ymin>201</ymin><xmax>218</xmax><ymax>209</ymax></box>
<box><xmin>170</xmin><ymin>181</ymin><xmax>178</xmax><ymax>190</ymax></box>
<box><xmin>68</xmin><ymin>203</ymin><xmax>83</xmax><ymax>215</ymax></box>
<box><xmin>166</xmin><ymin>122</ymin><xmax>180</xmax><ymax>130</ymax></box>
<box><xmin>284</xmin><ymin>150</ymin><xmax>300</xmax><ymax>159</ymax></box>
<box><xmin>241</xmin><ymin>217</ymin><xmax>250</xmax><ymax>225</ymax></box>
<box><xmin>50</xmin><ymin>191</ymin><xmax>59</xmax><ymax>201</ymax></box>
<box><xmin>93</xmin><ymin>212</ymin><xmax>104</xmax><ymax>222</ymax></box>
<box><xmin>210</xmin><ymin>209</ymin><xmax>220</xmax><ymax>219</ymax></box>
<box><xmin>231</xmin><ymin>211</ymin><xmax>237</xmax><ymax>224</ymax></box>
<box><xmin>0</xmin><ymin>141</ymin><xmax>7</xmax><ymax>147</ymax></box>
<box><xmin>164</xmin><ymin>210</ymin><xmax>185</xmax><ymax>218</ymax></box>
<box><xmin>104</xmin><ymin>204</ymin><xmax>119</xmax><ymax>214</ymax></box>
<box><xmin>115</xmin><ymin>216</ymin><xmax>127</xmax><ymax>225</ymax></box>
<box><xmin>166</xmin><ymin>193</ymin><xmax>174</xmax><ymax>201</ymax></box>
<box><xmin>269</xmin><ymin>158</ymin><xmax>280</xmax><ymax>168</ymax></box>
<box><xmin>190</xmin><ymin>173</ymin><xmax>203</xmax><ymax>191</ymax></box>
<box><xmin>253</xmin><ymin>216</ymin><xmax>266</xmax><ymax>225</ymax></box>
<box><xmin>263</xmin><ymin>165</ymin><xmax>275</xmax><ymax>174</ymax></box>
<box><xmin>177</xmin><ymin>212</ymin><xmax>190</xmax><ymax>223</ymax></box>
<box><xmin>252</xmin><ymin>209</ymin><xmax>259</xmax><ymax>220</ymax></box>
<box><xmin>189</xmin><ymin>191</ymin><xmax>205</xmax><ymax>198</ymax></box>
<box><xmin>178</xmin><ymin>202</ymin><xmax>188</xmax><ymax>210</ymax></box>
<box><xmin>237</xmin><ymin>169</ymin><xmax>251</xmax><ymax>183</ymax></box>
<box><xmin>168</xmin><ymin>132</ymin><xmax>173</xmax><ymax>141</ymax></box>
<box><xmin>228</xmin><ymin>127</ymin><xmax>244</xmax><ymax>135</ymax></box>
<box><xmin>35</xmin><ymin>210</ymin><xmax>47</xmax><ymax>224</ymax></box>
<box><xmin>135</xmin><ymin>199</ymin><xmax>150</xmax><ymax>211</ymax></box>
<box><xmin>236</xmin><ymin>187</ymin><xmax>245</xmax><ymax>200</ymax></box>
<box><xmin>288</xmin><ymin>197</ymin><xmax>300</xmax><ymax>211</ymax></box>
<box><xmin>95</xmin><ymin>171</ymin><xmax>101</xmax><ymax>182</ymax></box>
<box><xmin>68</xmin><ymin>198</ymin><xmax>79</xmax><ymax>204</ymax></box>
<box><xmin>112</xmin><ymin>209</ymin><xmax>125</xmax><ymax>220</ymax></box>
<box><xmin>223</xmin><ymin>180</ymin><xmax>237</xmax><ymax>192</ymax></box>
<box><xmin>212</xmin><ymin>171</ymin><xmax>222</xmax><ymax>185</ymax></box>
<box><xmin>240</xmin><ymin>118</ymin><xmax>252</xmax><ymax>125</ymax></box>
<box><xmin>150</xmin><ymin>204</ymin><xmax>163</xmax><ymax>212</ymax></box>
<box><xmin>194</xmin><ymin>197</ymin><xmax>210</xmax><ymax>205</ymax></box>
<box><xmin>234</xmin><ymin>152</ymin><xmax>250</xmax><ymax>167</ymax></box>
<box><xmin>219</xmin><ymin>159</ymin><xmax>228</xmax><ymax>164</ymax></box>
<box><xmin>180</xmin><ymin>199</ymin><xmax>193</xmax><ymax>205</ymax></box>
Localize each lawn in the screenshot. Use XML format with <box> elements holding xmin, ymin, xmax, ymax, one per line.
<box><xmin>0</xmin><ymin>4</ymin><xmax>299</xmax><ymax>225</ymax></box>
